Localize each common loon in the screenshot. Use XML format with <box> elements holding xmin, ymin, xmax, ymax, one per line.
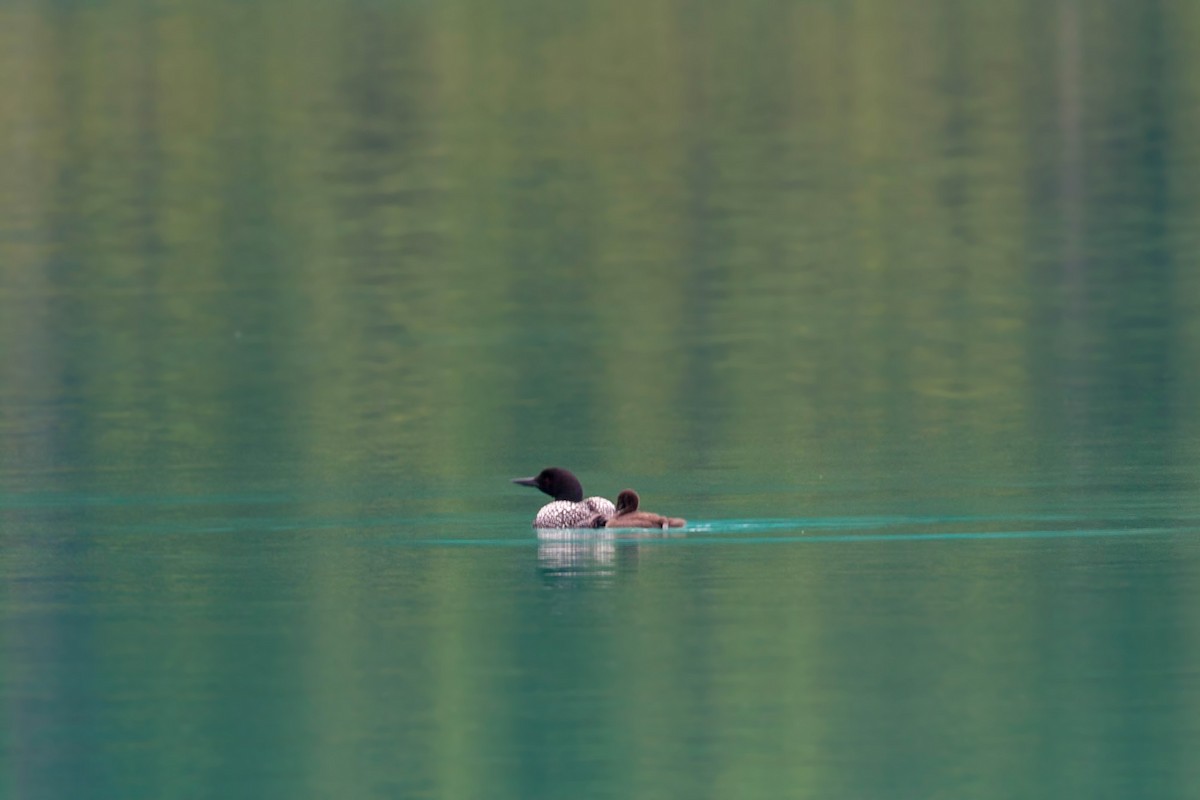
<box><xmin>602</xmin><ymin>489</ymin><xmax>686</xmax><ymax>529</ymax></box>
<box><xmin>512</xmin><ymin>467</ymin><xmax>616</xmax><ymax>529</ymax></box>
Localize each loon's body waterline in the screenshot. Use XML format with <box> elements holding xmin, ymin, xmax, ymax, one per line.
<box><xmin>512</xmin><ymin>467</ymin><xmax>616</xmax><ymax>529</ymax></box>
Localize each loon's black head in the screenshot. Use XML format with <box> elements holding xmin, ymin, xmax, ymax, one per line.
<box><xmin>512</xmin><ymin>467</ymin><xmax>585</xmax><ymax>502</ymax></box>
<box><xmin>614</xmin><ymin>489</ymin><xmax>640</xmax><ymax>515</ymax></box>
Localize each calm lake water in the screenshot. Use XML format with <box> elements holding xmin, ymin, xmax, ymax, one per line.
<box><xmin>4</xmin><ymin>1</ymin><xmax>1200</xmax><ymax>798</ymax></box>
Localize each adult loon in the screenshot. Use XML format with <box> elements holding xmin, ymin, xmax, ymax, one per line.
<box><xmin>602</xmin><ymin>489</ymin><xmax>686</xmax><ymax>529</ymax></box>
<box><xmin>512</xmin><ymin>467</ymin><xmax>616</xmax><ymax>529</ymax></box>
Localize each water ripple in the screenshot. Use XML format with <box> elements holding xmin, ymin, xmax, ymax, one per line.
<box><xmin>393</xmin><ymin>524</ymin><xmax>1192</xmax><ymax>548</ymax></box>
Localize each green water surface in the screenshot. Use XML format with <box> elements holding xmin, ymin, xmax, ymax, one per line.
<box><xmin>4</xmin><ymin>1</ymin><xmax>1200</xmax><ymax>798</ymax></box>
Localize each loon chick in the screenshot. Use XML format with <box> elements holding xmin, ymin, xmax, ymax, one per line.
<box><xmin>603</xmin><ymin>489</ymin><xmax>685</xmax><ymax>529</ymax></box>
<box><xmin>512</xmin><ymin>467</ymin><xmax>616</xmax><ymax>529</ymax></box>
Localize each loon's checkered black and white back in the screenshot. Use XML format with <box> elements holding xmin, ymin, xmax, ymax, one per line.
<box><xmin>532</xmin><ymin>496</ymin><xmax>617</xmax><ymax>529</ymax></box>
<box><xmin>513</xmin><ymin>467</ymin><xmax>616</xmax><ymax>529</ymax></box>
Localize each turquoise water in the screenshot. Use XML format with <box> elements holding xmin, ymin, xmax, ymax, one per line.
<box><xmin>5</xmin><ymin>0</ymin><xmax>1200</xmax><ymax>797</ymax></box>
<box><xmin>6</xmin><ymin>512</ymin><xmax>1200</xmax><ymax>798</ymax></box>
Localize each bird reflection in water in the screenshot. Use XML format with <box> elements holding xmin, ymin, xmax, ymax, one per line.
<box><xmin>535</xmin><ymin>527</ymin><xmax>685</xmax><ymax>587</ymax></box>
